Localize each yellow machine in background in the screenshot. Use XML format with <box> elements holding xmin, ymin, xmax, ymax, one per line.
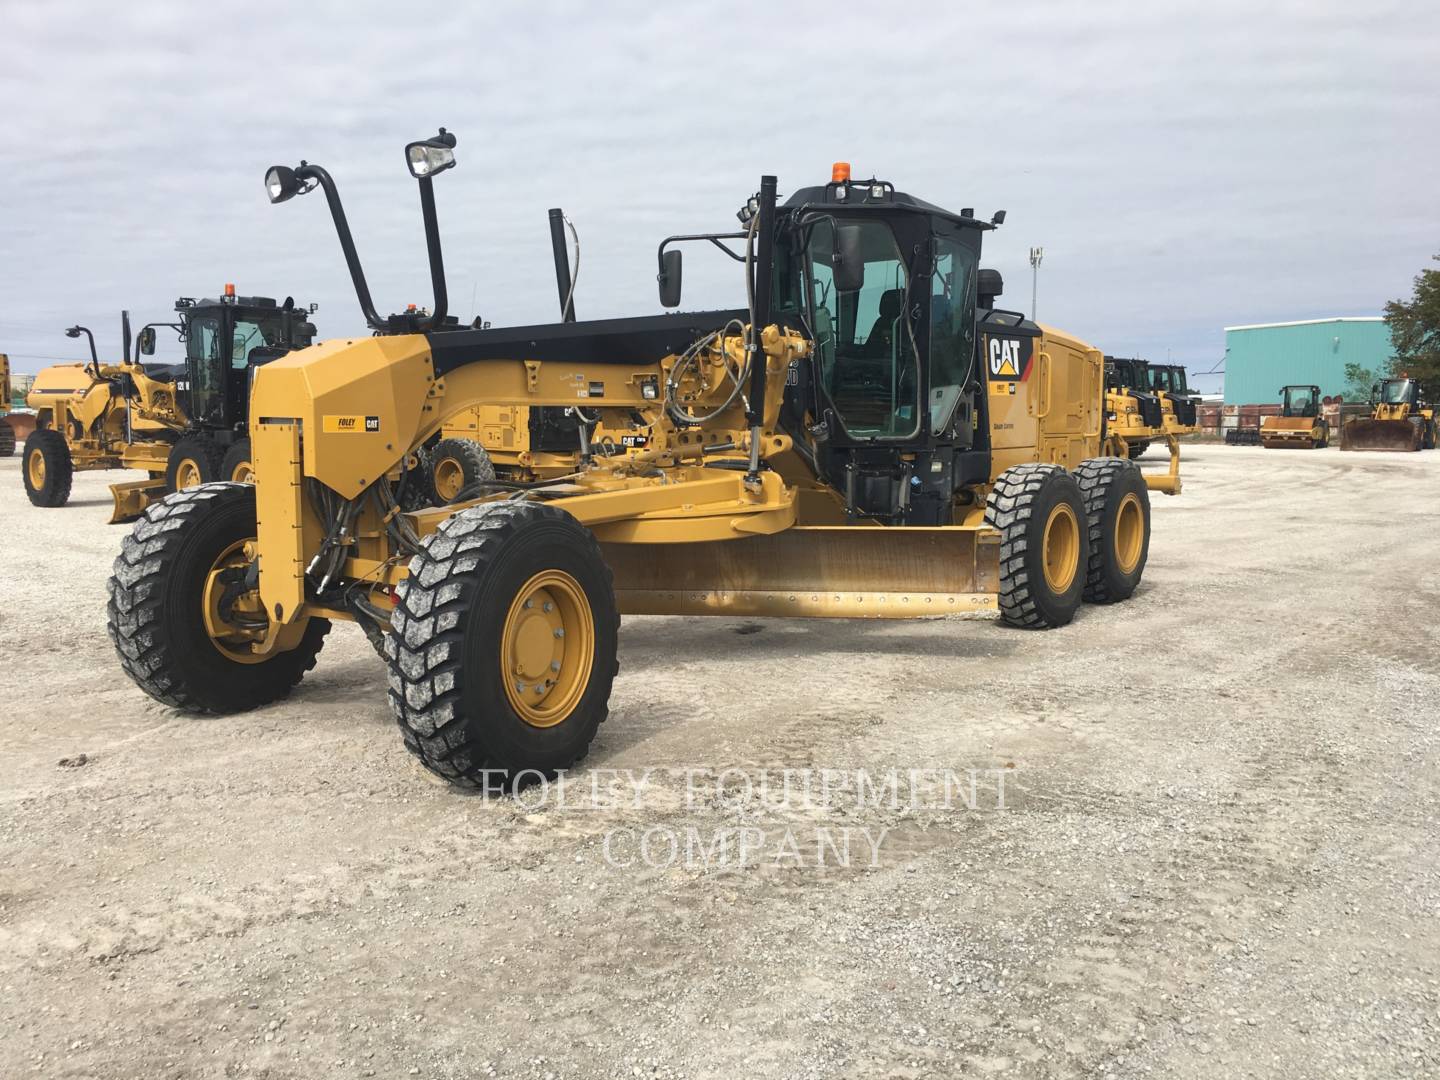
<box><xmin>23</xmin><ymin>317</ymin><xmax>188</xmax><ymax>516</ymax></box>
<box><xmin>22</xmin><ymin>293</ymin><xmax>318</xmax><ymax>519</ymax></box>
<box><xmin>1147</xmin><ymin>363</ymin><xmax>1201</xmax><ymax>437</ymax></box>
<box><xmin>0</xmin><ymin>353</ymin><xmax>35</xmax><ymax>455</ymax></box>
<box><xmin>108</xmin><ymin>137</ymin><xmax>1180</xmax><ymax>790</ymax></box>
<box><xmin>1261</xmin><ymin>384</ymin><xmax>1330</xmax><ymax>449</ymax></box>
<box><xmin>1340</xmin><ymin>376</ymin><xmax>1436</xmax><ymax>452</ymax></box>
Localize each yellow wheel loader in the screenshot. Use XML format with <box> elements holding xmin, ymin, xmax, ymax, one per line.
<box><xmin>107</xmin><ymin>135</ymin><xmax>1179</xmax><ymax>789</ymax></box>
<box><xmin>22</xmin><ymin>293</ymin><xmax>316</xmax><ymax>520</ymax></box>
<box><xmin>1339</xmin><ymin>377</ymin><xmax>1437</xmax><ymax>452</ymax></box>
<box><xmin>1260</xmin><ymin>384</ymin><xmax>1330</xmax><ymax>449</ymax></box>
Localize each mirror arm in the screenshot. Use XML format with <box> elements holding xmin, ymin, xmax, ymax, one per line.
<box><xmin>295</xmin><ymin>163</ymin><xmax>385</xmax><ymax>331</ymax></box>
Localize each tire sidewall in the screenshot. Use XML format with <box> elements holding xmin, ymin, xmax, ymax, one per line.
<box><xmin>1092</xmin><ymin>464</ymin><xmax>1150</xmax><ymax>600</ymax></box>
<box><xmin>23</xmin><ymin>429</ymin><xmax>71</xmax><ymax>503</ymax></box>
<box><xmin>1022</xmin><ymin>472</ymin><xmax>1088</xmax><ymax>626</ymax></box>
<box><xmin>457</xmin><ymin>517</ymin><xmax>618</xmax><ymax>773</ymax></box>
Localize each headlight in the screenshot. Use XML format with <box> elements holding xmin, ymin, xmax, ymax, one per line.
<box><xmin>405</xmin><ymin>131</ymin><xmax>457</xmax><ymax>179</ymax></box>
<box><xmin>264</xmin><ymin>165</ymin><xmax>300</xmax><ymax>204</ymax></box>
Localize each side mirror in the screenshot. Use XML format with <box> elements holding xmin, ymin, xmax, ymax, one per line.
<box><xmin>658</xmin><ymin>249</ymin><xmax>683</xmax><ymax>308</ymax></box>
<box><xmin>137</xmin><ymin>327</ymin><xmax>156</xmax><ymax>356</ymax></box>
<box><xmin>832</xmin><ymin>224</ymin><xmax>865</xmax><ymax>293</ymax></box>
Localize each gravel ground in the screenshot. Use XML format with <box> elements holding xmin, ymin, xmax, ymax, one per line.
<box><xmin>1</xmin><ymin>443</ymin><xmax>1437</xmax><ymax>1079</ymax></box>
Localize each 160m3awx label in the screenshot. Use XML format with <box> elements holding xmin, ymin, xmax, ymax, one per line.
<box><xmin>323</xmin><ymin>415</ymin><xmax>381</xmax><ymax>433</ymax></box>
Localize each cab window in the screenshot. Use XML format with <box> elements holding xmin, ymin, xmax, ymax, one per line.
<box><xmin>807</xmin><ymin>219</ymin><xmax>919</xmax><ymax>439</ymax></box>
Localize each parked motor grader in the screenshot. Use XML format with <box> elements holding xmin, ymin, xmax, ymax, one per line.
<box><xmin>108</xmin><ymin>134</ymin><xmax>1180</xmax><ymax>790</ymax></box>
<box><xmin>1147</xmin><ymin>363</ymin><xmax>1201</xmax><ymax>436</ymax></box>
<box><xmin>1103</xmin><ymin>356</ymin><xmax>1166</xmax><ymax>459</ymax></box>
<box><xmin>22</xmin><ymin>292</ymin><xmax>316</xmax><ymax>519</ymax></box>
<box><xmin>1260</xmin><ymin>384</ymin><xmax>1330</xmax><ymax>449</ymax></box>
<box><xmin>1339</xmin><ymin>376</ymin><xmax>1436</xmax><ymax>452</ymax></box>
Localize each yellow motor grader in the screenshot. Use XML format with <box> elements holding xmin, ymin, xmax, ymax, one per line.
<box><xmin>108</xmin><ymin>134</ymin><xmax>1180</xmax><ymax>789</ymax></box>
<box><xmin>1100</xmin><ymin>360</ymin><xmax>1180</xmax><ymax>469</ymax></box>
<box><xmin>1146</xmin><ymin>363</ymin><xmax>1201</xmax><ymax>438</ymax></box>
<box><xmin>1260</xmin><ymin>384</ymin><xmax>1330</xmax><ymax>449</ymax></box>
<box><xmin>23</xmin><ymin>294</ymin><xmax>317</xmax><ymax>519</ymax></box>
<box><xmin>1340</xmin><ymin>376</ymin><xmax>1436</xmax><ymax>452</ymax></box>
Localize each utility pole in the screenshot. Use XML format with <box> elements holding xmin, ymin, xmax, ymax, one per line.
<box><xmin>1028</xmin><ymin>247</ymin><xmax>1044</xmax><ymax>321</ymax></box>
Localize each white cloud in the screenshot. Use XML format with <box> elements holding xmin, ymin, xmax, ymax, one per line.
<box><xmin>2</xmin><ymin>0</ymin><xmax>1436</xmax><ymax>394</ymax></box>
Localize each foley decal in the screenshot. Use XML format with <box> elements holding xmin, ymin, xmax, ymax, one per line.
<box><xmin>323</xmin><ymin>415</ymin><xmax>381</xmax><ymax>433</ymax></box>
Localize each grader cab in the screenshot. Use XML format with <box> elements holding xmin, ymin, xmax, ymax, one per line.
<box><xmin>108</xmin><ymin>133</ymin><xmax>1178</xmax><ymax>790</ymax></box>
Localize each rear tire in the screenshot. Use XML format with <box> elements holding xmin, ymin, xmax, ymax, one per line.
<box><xmin>166</xmin><ymin>435</ymin><xmax>226</xmax><ymax>493</ymax></box>
<box><xmin>429</xmin><ymin>437</ymin><xmax>497</xmax><ymax>504</ymax></box>
<box><xmin>986</xmin><ymin>464</ymin><xmax>1089</xmax><ymax>629</ymax></box>
<box><xmin>107</xmin><ymin>483</ymin><xmax>330</xmax><ymax>712</ymax></box>
<box><xmin>0</xmin><ymin>417</ymin><xmax>14</xmax><ymax>456</ymax></box>
<box><xmin>386</xmin><ymin>502</ymin><xmax>619</xmax><ymax>789</ymax></box>
<box><xmin>220</xmin><ymin>438</ymin><xmax>254</xmax><ymax>483</ymax></box>
<box><xmin>1075</xmin><ymin>457</ymin><xmax>1150</xmax><ymax>603</ymax></box>
<box><xmin>22</xmin><ymin>428</ymin><xmax>73</xmax><ymax>507</ymax></box>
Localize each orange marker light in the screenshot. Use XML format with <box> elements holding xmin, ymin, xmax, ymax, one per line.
<box><xmin>832</xmin><ymin>161</ymin><xmax>851</xmax><ymax>183</ymax></box>
<box><xmin>407</xmin><ymin>303</ymin><xmax>417</xmax><ymax>312</ymax></box>
<box><xmin>224</xmin><ymin>282</ymin><xmax>235</xmax><ymax>297</ymax></box>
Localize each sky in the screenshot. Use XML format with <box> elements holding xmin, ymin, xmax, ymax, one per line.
<box><xmin>2</xmin><ymin>0</ymin><xmax>1437</xmax><ymax>396</ymax></box>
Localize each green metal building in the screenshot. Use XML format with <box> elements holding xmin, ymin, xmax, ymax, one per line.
<box><xmin>1222</xmin><ymin>317</ymin><xmax>1395</xmax><ymax>405</ymax></box>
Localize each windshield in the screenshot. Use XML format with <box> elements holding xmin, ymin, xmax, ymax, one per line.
<box><xmin>1381</xmin><ymin>379</ymin><xmax>1413</xmax><ymax>404</ymax></box>
<box><xmin>1172</xmin><ymin>367</ymin><xmax>1190</xmax><ymax>394</ymax></box>
<box><xmin>806</xmin><ymin>218</ymin><xmax>919</xmax><ymax>439</ymax></box>
<box><xmin>1284</xmin><ymin>386</ymin><xmax>1316</xmax><ymax>416</ymax></box>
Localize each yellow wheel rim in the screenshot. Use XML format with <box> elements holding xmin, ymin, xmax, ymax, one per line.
<box><xmin>231</xmin><ymin>460</ymin><xmax>255</xmax><ymax>483</ymax></box>
<box><xmin>500</xmin><ymin>569</ymin><xmax>595</xmax><ymax>728</ymax></box>
<box><xmin>27</xmin><ymin>448</ymin><xmax>45</xmax><ymax>488</ymax></box>
<box><xmin>201</xmin><ymin>539</ymin><xmax>268</xmax><ymax>664</ymax></box>
<box><xmin>433</xmin><ymin>456</ymin><xmax>464</xmax><ymax>502</ymax></box>
<box><xmin>1041</xmin><ymin>503</ymin><xmax>1080</xmax><ymax>594</ymax></box>
<box><xmin>175</xmin><ymin>458</ymin><xmax>204</xmax><ymax>490</ymax></box>
<box><xmin>1113</xmin><ymin>492</ymin><xmax>1144</xmax><ymax>575</ymax></box>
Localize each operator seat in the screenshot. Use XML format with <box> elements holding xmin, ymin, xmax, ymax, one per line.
<box><xmin>866</xmin><ymin>289</ymin><xmax>906</xmax><ymax>355</ymax></box>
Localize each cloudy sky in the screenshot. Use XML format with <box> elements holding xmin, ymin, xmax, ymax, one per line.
<box><xmin>3</xmin><ymin>0</ymin><xmax>1436</xmax><ymax>394</ymax></box>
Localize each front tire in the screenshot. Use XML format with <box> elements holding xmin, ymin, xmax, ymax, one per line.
<box><xmin>107</xmin><ymin>483</ymin><xmax>330</xmax><ymax>712</ymax></box>
<box><xmin>1075</xmin><ymin>457</ymin><xmax>1150</xmax><ymax>603</ymax></box>
<box><xmin>986</xmin><ymin>464</ymin><xmax>1089</xmax><ymax>629</ymax></box>
<box><xmin>0</xmin><ymin>417</ymin><xmax>14</xmax><ymax>457</ymax></box>
<box><xmin>22</xmin><ymin>428</ymin><xmax>73</xmax><ymax>507</ymax></box>
<box><xmin>386</xmin><ymin>502</ymin><xmax>619</xmax><ymax>789</ymax></box>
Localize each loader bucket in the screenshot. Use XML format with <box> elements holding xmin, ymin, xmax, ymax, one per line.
<box><xmin>3</xmin><ymin>411</ymin><xmax>38</xmax><ymax>443</ymax></box>
<box><xmin>1339</xmin><ymin>418</ymin><xmax>1421</xmax><ymax>453</ymax></box>
<box><xmin>602</xmin><ymin>525</ymin><xmax>1001</xmax><ymax>619</ymax></box>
